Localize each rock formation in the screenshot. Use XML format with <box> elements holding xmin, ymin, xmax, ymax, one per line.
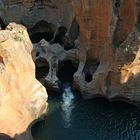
<box><xmin>0</xmin><ymin>0</ymin><xmax>75</xmax><ymax>38</ymax></box>
<box><xmin>71</xmin><ymin>0</ymin><xmax>140</xmax><ymax>105</ymax></box>
<box><xmin>32</xmin><ymin>0</ymin><xmax>140</xmax><ymax>105</ymax></box>
<box><xmin>0</xmin><ymin>23</ymin><xmax>48</xmax><ymax>140</ymax></box>
<box><xmin>1</xmin><ymin>0</ymin><xmax>140</xmax><ymax>105</ymax></box>
<box><xmin>33</xmin><ymin>39</ymin><xmax>79</xmax><ymax>91</ymax></box>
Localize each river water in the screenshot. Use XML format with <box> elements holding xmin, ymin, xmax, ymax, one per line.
<box><xmin>32</xmin><ymin>82</ymin><xmax>140</xmax><ymax>140</ymax></box>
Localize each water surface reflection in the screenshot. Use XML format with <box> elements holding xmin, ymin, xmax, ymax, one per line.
<box><xmin>32</xmin><ymin>84</ymin><xmax>140</xmax><ymax>140</ymax></box>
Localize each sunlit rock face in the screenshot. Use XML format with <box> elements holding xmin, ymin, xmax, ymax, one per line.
<box><xmin>70</xmin><ymin>0</ymin><xmax>140</xmax><ymax>105</ymax></box>
<box><xmin>110</xmin><ymin>31</ymin><xmax>140</xmax><ymax>104</ymax></box>
<box><xmin>71</xmin><ymin>0</ymin><xmax>116</xmax><ymax>60</ymax></box>
<box><xmin>0</xmin><ymin>23</ymin><xmax>48</xmax><ymax>140</ymax></box>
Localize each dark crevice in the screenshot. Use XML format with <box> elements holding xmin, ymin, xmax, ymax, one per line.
<box><xmin>0</xmin><ymin>56</ymin><xmax>4</xmax><ymax>64</ymax></box>
<box><xmin>50</xmin><ymin>26</ymin><xmax>74</xmax><ymax>51</ymax></box>
<box><xmin>69</xmin><ymin>18</ymin><xmax>79</xmax><ymax>41</ymax></box>
<box><xmin>84</xmin><ymin>61</ymin><xmax>100</xmax><ymax>83</ymax></box>
<box><xmin>29</xmin><ymin>20</ymin><xmax>55</xmax><ymax>32</ymax></box>
<box><xmin>35</xmin><ymin>57</ymin><xmax>49</xmax><ymax>68</ymax></box>
<box><xmin>36</xmin><ymin>52</ymin><xmax>40</xmax><ymax>57</ymax></box>
<box><xmin>30</xmin><ymin>32</ymin><xmax>54</xmax><ymax>43</ymax></box>
<box><xmin>136</xmin><ymin>1</ymin><xmax>140</xmax><ymax>31</ymax></box>
<box><xmin>0</xmin><ymin>18</ymin><xmax>6</xmax><ymax>30</ymax></box>
<box><xmin>114</xmin><ymin>0</ymin><xmax>120</xmax><ymax>16</ymax></box>
<box><xmin>57</xmin><ymin>60</ymin><xmax>78</xmax><ymax>83</ymax></box>
<box><xmin>113</xmin><ymin>0</ymin><xmax>121</xmax><ymax>47</ymax></box>
<box><xmin>85</xmin><ymin>73</ymin><xmax>92</xmax><ymax>82</ymax></box>
<box><xmin>105</xmin><ymin>72</ymin><xmax>112</xmax><ymax>94</ymax></box>
<box><xmin>29</xmin><ymin>20</ymin><xmax>55</xmax><ymax>43</ymax></box>
<box><xmin>51</xmin><ymin>26</ymin><xmax>67</xmax><ymax>44</ymax></box>
<box><xmin>35</xmin><ymin>65</ymin><xmax>49</xmax><ymax>85</ymax></box>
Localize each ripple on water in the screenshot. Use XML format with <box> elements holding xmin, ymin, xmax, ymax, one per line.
<box><xmin>32</xmin><ymin>85</ymin><xmax>140</xmax><ymax>140</ymax></box>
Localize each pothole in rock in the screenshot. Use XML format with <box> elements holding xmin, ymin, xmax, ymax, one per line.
<box><xmin>30</xmin><ymin>32</ymin><xmax>54</xmax><ymax>43</ymax></box>
<box><xmin>57</xmin><ymin>60</ymin><xmax>78</xmax><ymax>83</ymax></box>
<box><xmin>85</xmin><ymin>73</ymin><xmax>93</xmax><ymax>83</ymax></box>
<box><xmin>84</xmin><ymin>61</ymin><xmax>100</xmax><ymax>83</ymax></box>
<box><xmin>29</xmin><ymin>20</ymin><xmax>55</xmax><ymax>43</ymax></box>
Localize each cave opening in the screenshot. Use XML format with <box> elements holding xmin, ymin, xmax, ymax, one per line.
<box><xmin>51</xmin><ymin>26</ymin><xmax>67</xmax><ymax>44</ymax></box>
<box><xmin>57</xmin><ymin>60</ymin><xmax>78</xmax><ymax>83</ymax></box>
<box><xmin>29</xmin><ymin>20</ymin><xmax>55</xmax><ymax>43</ymax></box>
<box><xmin>0</xmin><ymin>18</ymin><xmax>6</xmax><ymax>29</ymax></box>
<box><xmin>50</xmin><ymin>26</ymin><xmax>74</xmax><ymax>51</ymax></box>
<box><xmin>84</xmin><ymin>61</ymin><xmax>100</xmax><ymax>83</ymax></box>
<box><xmin>30</xmin><ymin>32</ymin><xmax>54</xmax><ymax>43</ymax></box>
<box><xmin>85</xmin><ymin>73</ymin><xmax>93</xmax><ymax>82</ymax></box>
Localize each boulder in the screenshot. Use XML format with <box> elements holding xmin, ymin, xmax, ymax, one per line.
<box><xmin>0</xmin><ymin>23</ymin><xmax>48</xmax><ymax>140</ymax></box>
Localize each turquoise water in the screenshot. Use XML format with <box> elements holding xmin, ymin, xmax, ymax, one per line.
<box><xmin>32</xmin><ymin>83</ymin><xmax>140</xmax><ymax>140</ymax></box>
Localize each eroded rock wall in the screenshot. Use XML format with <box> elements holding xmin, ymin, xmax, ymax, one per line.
<box><xmin>0</xmin><ymin>0</ymin><xmax>74</xmax><ymax>33</ymax></box>
<box><xmin>1</xmin><ymin>0</ymin><xmax>140</xmax><ymax>105</ymax></box>
<box><xmin>31</xmin><ymin>0</ymin><xmax>140</xmax><ymax>105</ymax></box>
<box><xmin>71</xmin><ymin>0</ymin><xmax>140</xmax><ymax>104</ymax></box>
<box><xmin>114</xmin><ymin>0</ymin><xmax>137</xmax><ymax>45</ymax></box>
<box><xmin>0</xmin><ymin>23</ymin><xmax>47</xmax><ymax>140</ymax></box>
<box><xmin>71</xmin><ymin>0</ymin><xmax>116</xmax><ymax>60</ymax></box>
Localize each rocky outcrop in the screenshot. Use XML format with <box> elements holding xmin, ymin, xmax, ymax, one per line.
<box><xmin>0</xmin><ymin>0</ymin><xmax>74</xmax><ymax>37</ymax></box>
<box><xmin>31</xmin><ymin>0</ymin><xmax>140</xmax><ymax>105</ymax></box>
<box><xmin>71</xmin><ymin>0</ymin><xmax>140</xmax><ymax>104</ymax></box>
<box><xmin>110</xmin><ymin>31</ymin><xmax>140</xmax><ymax>104</ymax></box>
<box><xmin>33</xmin><ymin>39</ymin><xmax>79</xmax><ymax>91</ymax></box>
<box><xmin>71</xmin><ymin>0</ymin><xmax>116</xmax><ymax>60</ymax></box>
<box><xmin>114</xmin><ymin>0</ymin><xmax>137</xmax><ymax>45</ymax></box>
<box><xmin>1</xmin><ymin>0</ymin><xmax>140</xmax><ymax>105</ymax></box>
<box><xmin>73</xmin><ymin>30</ymin><xmax>140</xmax><ymax>104</ymax></box>
<box><xmin>0</xmin><ymin>23</ymin><xmax>48</xmax><ymax>140</ymax></box>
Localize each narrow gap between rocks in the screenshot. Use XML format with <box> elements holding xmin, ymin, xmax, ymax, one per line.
<box><xmin>57</xmin><ymin>60</ymin><xmax>78</xmax><ymax>83</ymax></box>
<box><xmin>50</xmin><ymin>26</ymin><xmax>74</xmax><ymax>51</ymax></box>
<box><xmin>84</xmin><ymin>61</ymin><xmax>100</xmax><ymax>83</ymax></box>
<box><xmin>29</xmin><ymin>20</ymin><xmax>55</xmax><ymax>43</ymax></box>
<box><xmin>0</xmin><ymin>18</ymin><xmax>6</xmax><ymax>29</ymax></box>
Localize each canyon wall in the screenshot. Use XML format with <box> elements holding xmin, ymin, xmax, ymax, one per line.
<box><xmin>0</xmin><ymin>0</ymin><xmax>140</xmax><ymax>104</ymax></box>
<box><xmin>0</xmin><ymin>23</ymin><xmax>48</xmax><ymax>140</ymax></box>
<box><xmin>0</xmin><ymin>0</ymin><xmax>74</xmax><ymax>35</ymax></box>
<box><xmin>71</xmin><ymin>0</ymin><xmax>140</xmax><ymax>105</ymax></box>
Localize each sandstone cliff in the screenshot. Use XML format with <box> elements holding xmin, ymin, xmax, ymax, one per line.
<box><xmin>0</xmin><ymin>23</ymin><xmax>48</xmax><ymax>140</ymax></box>
<box><xmin>1</xmin><ymin>0</ymin><xmax>140</xmax><ymax>105</ymax></box>
<box><xmin>71</xmin><ymin>0</ymin><xmax>140</xmax><ymax>104</ymax></box>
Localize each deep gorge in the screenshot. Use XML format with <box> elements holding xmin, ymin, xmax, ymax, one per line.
<box><xmin>1</xmin><ymin>0</ymin><xmax>140</xmax><ymax>140</ymax></box>
<box><xmin>32</xmin><ymin>66</ymin><xmax>140</xmax><ymax>140</ymax></box>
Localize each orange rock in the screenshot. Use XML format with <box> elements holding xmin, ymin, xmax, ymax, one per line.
<box><xmin>0</xmin><ymin>23</ymin><xmax>48</xmax><ymax>140</ymax></box>
<box><xmin>118</xmin><ymin>0</ymin><xmax>137</xmax><ymax>43</ymax></box>
<box><xmin>71</xmin><ymin>0</ymin><xmax>116</xmax><ymax>61</ymax></box>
